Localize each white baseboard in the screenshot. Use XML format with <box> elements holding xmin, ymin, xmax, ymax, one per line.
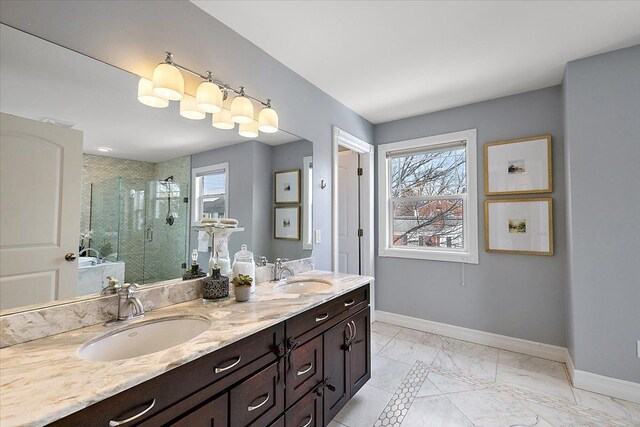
<box><xmin>376</xmin><ymin>310</ymin><xmax>640</xmax><ymax>404</ymax></box>
<box><xmin>375</xmin><ymin>310</ymin><xmax>568</xmax><ymax>362</ymax></box>
<box><xmin>572</xmin><ymin>369</ymin><xmax>640</xmax><ymax>404</ymax></box>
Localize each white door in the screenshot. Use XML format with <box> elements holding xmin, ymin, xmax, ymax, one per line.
<box><xmin>0</xmin><ymin>113</ymin><xmax>82</xmax><ymax>310</ymax></box>
<box><xmin>337</xmin><ymin>150</ymin><xmax>360</xmax><ymax>274</ymax></box>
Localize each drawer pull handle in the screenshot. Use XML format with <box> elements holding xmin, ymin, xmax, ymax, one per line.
<box><xmin>248</xmin><ymin>393</ymin><xmax>270</xmax><ymax>412</ymax></box>
<box><xmin>214</xmin><ymin>355</ymin><xmax>241</xmax><ymax>373</ymax></box>
<box><xmin>315</xmin><ymin>313</ymin><xmax>329</xmax><ymax>322</ymax></box>
<box><xmin>300</xmin><ymin>415</ymin><xmax>313</xmax><ymax>427</ymax></box>
<box><xmin>344</xmin><ymin>299</ymin><xmax>355</xmax><ymax>307</ymax></box>
<box><xmin>296</xmin><ymin>363</ymin><xmax>313</xmax><ymax>376</ymax></box>
<box><xmin>108</xmin><ymin>399</ymin><xmax>155</xmax><ymax>426</ymax></box>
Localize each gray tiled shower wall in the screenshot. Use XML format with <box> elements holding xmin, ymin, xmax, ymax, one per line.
<box><xmin>81</xmin><ymin>154</ymin><xmax>191</xmax><ymax>284</ymax></box>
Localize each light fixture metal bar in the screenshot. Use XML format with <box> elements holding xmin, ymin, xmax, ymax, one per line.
<box><xmin>165</xmin><ymin>52</ymin><xmax>271</xmax><ymax>108</ymax></box>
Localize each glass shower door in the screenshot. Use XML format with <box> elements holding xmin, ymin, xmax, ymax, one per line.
<box><xmin>142</xmin><ymin>180</ymin><xmax>188</xmax><ymax>284</ymax></box>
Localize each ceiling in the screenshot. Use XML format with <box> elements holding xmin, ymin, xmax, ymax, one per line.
<box><xmin>0</xmin><ymin>25</ymin><xmax>299</xmax><ymax>163</ymax></box>
<box><xmin>193</xmin><ymin>1</ymin><xmax>640</xmax><ymax>124</ymax></box>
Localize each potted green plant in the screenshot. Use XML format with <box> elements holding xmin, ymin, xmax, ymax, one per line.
<box><xmin>232</xmin><ymin>274</ymin><xmax>253</xmax><ymax>302</ymax></box>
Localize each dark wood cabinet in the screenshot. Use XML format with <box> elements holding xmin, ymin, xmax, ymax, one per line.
<box><xmin>47</xmin><ymin>284</ymin><xmax>370</xmax><ymax>427</ymax></box>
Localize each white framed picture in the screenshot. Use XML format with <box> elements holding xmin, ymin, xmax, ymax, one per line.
<box><xmin>274</xmin><ymin>169</ymin><xmax>301</xmax><ymax>204</ymax></box>
<box><xmin>274</xmin><ymin>206</ymin><xmax>300</xmax><ymax>240</ymax></box>
<box><xmin>484</xmin><ymin>135</ymin><xmax>552</xmax><ymax>195</ymax></box>
<box><xmin>485</xmin><ymin>198</ymin><xmax>553</xmax><ymax>255</ymax></box>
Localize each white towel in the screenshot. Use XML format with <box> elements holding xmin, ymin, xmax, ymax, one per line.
<box><xmin>197</xmin><ymin>231</ymin><xmax>210</xmax><ymax>252</ymax></box>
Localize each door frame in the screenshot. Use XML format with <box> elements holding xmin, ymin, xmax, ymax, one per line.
<box><xmin>332</xmin><ymin>126</ymin><xmax>375</xmax><ymax>319</ymax></box>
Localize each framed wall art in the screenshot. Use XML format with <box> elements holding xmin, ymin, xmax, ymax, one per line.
<box><xmin>484</xmin><ymin>135</ymin><xmax>552</xmax><ymax>195</ymax></box>
<box><xmin>274</xmin><ymin>206</ymin><xmax>300</xmax><ymax>240</ymax></box>
<box><xmin>485</xmin><ymin>198</ymin><xmax>553</xmax><ymax>255</ymax></box>
<box><xmin>274</xmin><ymin>169</ymin><xmax>301</xmax><ymax>204</ymax></box>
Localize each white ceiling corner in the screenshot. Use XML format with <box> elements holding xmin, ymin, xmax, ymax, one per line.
<box><xmin>192</xmin><ymin>1</ymin><xmax>640</xmax><ymax>124</ymax></box>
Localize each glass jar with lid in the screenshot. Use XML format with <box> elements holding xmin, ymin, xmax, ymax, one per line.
<box><xmin>232</xmin><ymin>244</ymin><xmax>256</xmax><ymax>293</ymax></box>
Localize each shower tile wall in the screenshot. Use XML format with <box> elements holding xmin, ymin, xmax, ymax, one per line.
<box><xmin>81</xmin><ymin>154</ymin><xmax>190</xmax><ymax>285</ymax></box>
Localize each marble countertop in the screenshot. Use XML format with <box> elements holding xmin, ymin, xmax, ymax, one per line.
<box><xmin>0</xmin><ymin>270</ymin><xmax>372</xmax><ymax>427</ymax></box>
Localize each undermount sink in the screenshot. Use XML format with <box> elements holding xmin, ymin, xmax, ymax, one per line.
<box><xmin>274</xmin><ymin>279</ymin><xmax>332</xmax><ymax>294</ymax></box>
<box><xmin>78</xmin><ymin>315</ymin><xmax>211</xmax><ymax>362</ymax></box>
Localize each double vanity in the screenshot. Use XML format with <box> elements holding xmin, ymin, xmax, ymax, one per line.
<box><xmin>0</xmin><ymin>270</ymin><xmax>372</xmax><ymax>427</ymax></box>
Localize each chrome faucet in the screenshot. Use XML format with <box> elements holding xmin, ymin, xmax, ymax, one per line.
<box><xmin>79</xmin><ymin>247</ymin><xmax>101</xmax><ymax>265</ymax></box>
<box><xmin>274</xmin><ymin>258</ymin><xmax>294</xmax><ymax>281</ymax></box>
<box><xmin>106</xmin><ymin>280</ymin><xmax>145</xmax><ymax>324</ymax></box>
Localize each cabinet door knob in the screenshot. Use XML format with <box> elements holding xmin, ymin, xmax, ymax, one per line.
<box><xmin>64</xmin><ymin>253</ymin><xmax>77</xmax><ymax>261</ymax></box>
<box><xmin>344</xmin><ymin>299</ymin><xmax>355</xmax><ymax>307</ymax></box>
<box><xmin>296</xmin><ymin>363</ymin><xmax>313</xmax><ymax>376</ymax></box>
<box><xmin>315</xmin><ymin>313</ymin><xmax>329</xmax><ymax>322</ymax></box>
<box><xmin>300</xmin><ymin>415</ymin><xmax>313</xmax><ymax>427</ymax></box>
<box><xmin>214</xmin><ymin>355</ymin><xmax>241</xmax><ymax>373</ymax></box>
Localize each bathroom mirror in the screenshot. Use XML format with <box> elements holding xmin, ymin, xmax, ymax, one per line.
<box><xmin>0</xmin><ymin>24</ymin><xmax>313</xmax><ymax>312</ymax></box>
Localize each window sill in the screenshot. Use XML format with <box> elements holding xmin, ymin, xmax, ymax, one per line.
<box><xmin>378</xmin><ymin>247</ymin><xmax>478</xmax><ymax>264</ymax></box>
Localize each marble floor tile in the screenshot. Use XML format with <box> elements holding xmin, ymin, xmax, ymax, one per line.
<box><xmin>573</xmin><ymin>387</ymin><xmax>640</xmax><ymax>423</ymax></box>
<box><xmin>415</xmin><ymin>377</ymin><xmax>442</xmax><ymax>398</ymax></box>
<box><xmin>441</xmin><ymin>337</ymin><xmax>499</xmax><ymax>361</ymax></box>
<box><xmin>371</xmin><ymin>321</ymin><xmax>402</xmax><ymax>337</ymax></box>
<box><xmin>401</xmin><ymin>395</ymin><xmax>474</xmax><ymax>427</ymax></box>
<box><xmin>369</xmin><ymin>355</ymin><xmax>413</xmax><ymax>393</ymax></box>
<box><xmin>427</xmin><ymin>371</ymin><xmax>485</xmax><ymax>394</ymax></box>
<box><xmin>371</xmin><ymin>331</ymin><xmax>393</xmax><ymax>355</ymax></box>
<box><xmin>432</xmin><ymin>350</ymin><xmax>498</xmax><ymax>382</ymax></box>
<box><xmin>446</xmin><ymin>388</ymin><xmax>554</xmax><ymax>427</ymax></box>
<box><xmin>378</xmin><ymin>338</ymin><xmax>441</xmax><ymax>365</ymax></box>
<box><xmin>334</xmin><ymin>384</ymin><xmax>393</xmax><ymax>427</ymax></box>
<box><xmin>496</xmin><ymin>364</ymin><xmax>576</xmax><ymax>402</ymax></box>
<box><xmin>498</xmin><ymin>349</ymin><xmax>568</xmax><ymax>379</ymax></box>
<box><xmin>395</xmin><ymin>328</ymin><xmax>445</xmax><ymax>348</ymax></box>
<box><xmin>522</xmin><ymin>399</ymin><xmax>603</xmax><ymax>427</ymax></box>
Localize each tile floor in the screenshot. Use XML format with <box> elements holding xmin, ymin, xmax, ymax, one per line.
<box><xmin>329</xmin><ymin>322</ymin><xmax>640</xmax><ymax>427</ymax></box>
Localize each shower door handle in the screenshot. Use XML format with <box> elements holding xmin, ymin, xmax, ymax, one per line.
<box><xmin>146</xmin><ymin>227</ymin><xmax>153</xmax><ymax>242</ymax></box>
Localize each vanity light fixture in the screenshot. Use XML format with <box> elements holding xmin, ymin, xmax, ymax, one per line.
<box><xmin>180</xmin><ymin>94</ymin><xmax>206</xmax><ymax>120</ymax></box>
<box><xmin>139</xmin><ymin>52</ymin><xmax>279</xmax><ymax>136</ymax></box>
<box><xmin>137</xmin><ymin>78</ymin><xmax>169</xmax><ymax>108</ymax></box>
<box><xmin>239</xmin><ymin>120</ymin><xmax>259</xmax><ymax>138</ymax></box>
<box><xmin>212</xmin><ymin>108</ymin><xmax>235</xmax><ymax>130</ymax></box>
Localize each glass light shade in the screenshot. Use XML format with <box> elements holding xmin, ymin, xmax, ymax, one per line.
<box><xmin>212</xmin><ymin>108</ymin><xmax>235</xmax><ymax>129</ymax></box>
<box><xmin>258</xmin><ymin>107</ymin><xmax>279</xmax><ymax>133</ymax></box>
<box><xmin>137</xmin><ymin>78</ymin><xmax>169</xmax><ymax>108</ymax></box>
<box><xmin>230</xmin><ymin>95</ymin><xmax>254</xmax><ymax>124</ymax></box>
<box><xmin>239</xmin><ymin>120</ymin><xmax>259</xmax><ymax>138</ymax></box>
<box><xmin>179</xmin><ymin>94</ymin><xmax>206</xmax><ymax>120</ymax></box>
<box><xmin>152</xmin><ymin>62</ymin><xmax>184</xmax><ymax>101</ymax></box>
<box><xmin>196</xmin><ymin>81</ymin><xmax>223</xmax><ymax>113</ymax></box>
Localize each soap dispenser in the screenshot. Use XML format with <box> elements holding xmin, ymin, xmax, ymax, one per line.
<box><xmin>202</xmin><ymin>255</ymin><xmax>230</xmax><ymax>302</ymax></box>
<box><xmin>232</xmin><ymin>244</ymin><xmax>256</xmax><ymax>293</ymax></box>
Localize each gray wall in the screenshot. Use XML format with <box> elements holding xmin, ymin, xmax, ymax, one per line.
<box><xmin>0</xmin><ymin>0</ymin><xmax>373</xmax><ymax>270</ymax></box>
<box><xmin>373</xmin><ymin>86</ymin><xmax>567</xmax><ymax>347</ymax></box>
<box><xmin>563</xmin><ymin>45</ymin><xmax>640</xmax><ymax>382</ymax></box>
<box><xmin>271</xmin><ymin>140</ymin><xmax>313</xmax><ymax>260</ymax></box>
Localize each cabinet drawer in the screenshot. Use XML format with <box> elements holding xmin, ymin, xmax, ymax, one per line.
<box><xmin>285</xmin><ymin>389</ymin><xmax>323</xmax><ymax>427</ymax></box>
<box><xmin>230</xmin><ymin>361</ymin><xmax>284</xmax><ymax>427</ymax></box>
<box><xmin>286</xmin><ymin>285</ymin><xmax>369</xmax><ymax>340</ymax></box>
<box><xmin>168</xmin><ymin>393</ymin><xmax>227</xmax><ymax>427</ymax></box>
<box><xmin>286</xmin><ymin>335</ymin><xmax>323</xmax><ymax>407</ymax></box>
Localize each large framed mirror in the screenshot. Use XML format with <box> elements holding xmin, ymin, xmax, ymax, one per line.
<box><xmin>0</xmin><ymin>24</ymin><xmax>313</xmax><ymax>312</ymax></box>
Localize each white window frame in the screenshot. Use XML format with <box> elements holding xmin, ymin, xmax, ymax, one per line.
<box><xmin>191</xmin><ymin>162</ymin><xmax>229</xmax><ymax>225</ymax></box>
<box><xmin>377</xmin><ymin>129</ymin><xmax>478</xmax><ymax>264</ymax></box>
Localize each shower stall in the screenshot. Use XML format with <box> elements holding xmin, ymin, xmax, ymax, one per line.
<box><xmin>89</xmin><ymin>177</ymin><xmax>188</xmax><ymax>285</ymax></box>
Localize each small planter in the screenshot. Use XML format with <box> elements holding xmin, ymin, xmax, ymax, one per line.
<box><xmin>234</xmin><ymin>286</ymin><xmax>251</xmax><ymax>302</ymax></box>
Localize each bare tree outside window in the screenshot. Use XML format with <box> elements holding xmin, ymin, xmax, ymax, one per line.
<box><xmin>389</xmin><ymin>147</ymin><xmax>466</xmax><ymax>249</ymax></box>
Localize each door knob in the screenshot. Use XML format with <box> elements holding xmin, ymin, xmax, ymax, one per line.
<box><xmin>64</xmin><ymin>253</ymin><xmax>77</xmax><ymax>261</ymax></box>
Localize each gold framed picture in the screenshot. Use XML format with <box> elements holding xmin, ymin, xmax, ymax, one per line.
<box><xmin>484</xmin><ymin>135</ymin><xmax>552</xmax><ymax>195</ymax></box>
<box><xmin>274</xmin><ymin>206</ymin><xmax>301</xmax><ymax>240</ymax></box>
<box><xmin>485</xmin><ymin>198</ymin><xmax>553</xmax><ymax>256</ymax></box>
<box><xmin>274</xmin><ymin>169</ymin><xmax>301</xmax><ymax>204</ymax></box>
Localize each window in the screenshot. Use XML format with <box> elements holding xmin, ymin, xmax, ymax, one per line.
<box><xmin>377</xmin><ymin>129</ymin><xmax>478</xmax><ymax>263</ymax></box>
<box><xmin>192</xmin><ymin>162</ymin><xmax>229</xmax><ymax>223</ymax></box>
